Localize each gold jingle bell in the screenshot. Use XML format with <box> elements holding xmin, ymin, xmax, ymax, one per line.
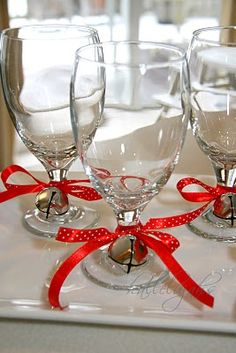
<box><xmin>213</xmin><ymin>193</ymin><xmax>236</xmax><ymax>226</ymax></box>
<box><xmin>108</xmin><ymin>235</ymin><xmax>148</xmax><ymax>273</ymax></box>
<box><xmin>35</xmin><ymin>187</ymin><xmax>69</xmax><ymax>217</ymax></box>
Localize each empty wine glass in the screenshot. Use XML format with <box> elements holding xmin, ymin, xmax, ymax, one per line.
<box><xmin>70</xmin><ymin>41</ymin><xmax>189</xmax><ymax>289</ymax></box>
<box><xmin>0</xmin><ymin>25</ymin><xmax>100</xmax><ymax>238</ymax></box>
<box><xmin>188</xmin><ymin>26</ymin><xmax>236</xmax><ymax>242</ymax></box>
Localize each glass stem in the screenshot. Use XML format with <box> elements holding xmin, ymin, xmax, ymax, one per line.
<box><xmin>115</xmin><ymin>209</ymin><xmax>143</xmax><ymax>227</ymax></box>
<box><xmin>48</xmin><ymin>169</ymin><xmax>68</xmax><ymax>182</ymax></box>
<box><xmin>212</xmin><ymin>162</ymin><xmax>236</xmax><ymax>187</ymax></box>
<box><xmin>211</xmin><ymin>162</ymin><xmax>236</xmax><ymax>223</ymax></box>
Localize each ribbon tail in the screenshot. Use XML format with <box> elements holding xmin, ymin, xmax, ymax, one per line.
<box><xmin>0</xmin><ymin>189</ymin><xmax>25</xmax><ymax>203</ymax></box>
<box><xmin>56</xmin><ymin>227</ymin><xmax>113</xmax><ymax>243</ymax></box>
<box><xmin>48</xmin><ymin>237</ymin><xmax>113</xmax><ymax>309</ymax></box>
<box><xmin>138</xmin><ymin>234</ymin><xmax>214</xmax><ymax>308</ymax></box>
<box><xmin>145</xmin><ymin>203</ymin><xmax>210</xmax><ymax>230</ymax></box>
<box><xmin>0</xmin><ymin>185</ymin><xmax>43</xmax><ymax>202</ymax></box>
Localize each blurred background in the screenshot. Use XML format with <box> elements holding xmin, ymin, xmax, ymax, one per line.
<box><xmin>0</xmin><ymin>0</ymin><xmax>235</xmax><ymax>173</ymax></box>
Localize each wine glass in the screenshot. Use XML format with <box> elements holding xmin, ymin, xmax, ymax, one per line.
<box><xmin>0</xmin><ymin>25</ymin><xmax>100</xmax><ymax>238</ymax></box>
<box><xmin>187</xmin><ymin>26</ymin><xmax>236</xmax><ymax>242</ymax></box>
<box><xmin>70</xmin><ymin>41</ymin><xmax>189</xmax><ymax>289</ymax></box>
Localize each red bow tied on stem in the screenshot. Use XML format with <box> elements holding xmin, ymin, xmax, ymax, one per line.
<box><xmin>177</xmin><ymin>177</ymin><xmax>236</xmax><ymax>214</ymax></box>
<box><xmin>0</xmin><ymin>164</ymin><xmax>102</xmax><ymax>203</ymax></box>
<box><xmin>48</xmin><ymin>221</ymin><xmax>214</xmax><ymax>310</ymax></box>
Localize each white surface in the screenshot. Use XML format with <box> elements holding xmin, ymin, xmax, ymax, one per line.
<box><xmin>0</xmin><ymin>171</ymin><xmax>235</xmax><ymax>335</ymax></box>
<box><xmin>0</xmin><ymin>319</ymin><xmax>235</xmax><ymax>353</ymax></box>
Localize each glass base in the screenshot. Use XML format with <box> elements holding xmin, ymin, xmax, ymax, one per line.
<box><xmin>81</xmin><ymin>247</ymin><xmax>169</xmax><ymax>290</ymax></box>
<box><xmin>24</xmin><ymin>205</ymin><xmax>99</xmax><ymax>239</ymax></box>
<box><xmin>187</xmin><ymin>208</ymin><xmax>236</xmax><ymax>243</ymax></box>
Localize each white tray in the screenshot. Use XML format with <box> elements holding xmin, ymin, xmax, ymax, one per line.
<box><xmin>0</xmin><ymin>173</ymin><xmax>235</xmax><ymax>333</ymax></box>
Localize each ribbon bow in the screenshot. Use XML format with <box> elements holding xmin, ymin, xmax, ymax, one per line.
<box><xmin>0</xmin><ymin>165</ymin><xmax>102</xmax><ymax>203</ymax></box>
<box><xmin>177</xmin><ymin>177</ymin><xmax>236</xmax><ymax>214</ymax></box>
<box><xmin>48</xmin><ymin>220</ymin><xmax>214</xmax><ymax>309</ymax></box>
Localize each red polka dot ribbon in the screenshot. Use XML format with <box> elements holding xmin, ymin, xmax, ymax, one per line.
<box><xmin>0</xmin><ymin>164</ymin><xmax>102</xmax><ymax>202</ymax></box>
<box><xmin>49</xmin><ymin>175</ymin><xmax>234</xmax><ymax>310</ymax></box>
<box><xmin>48</xmin><ymin>220</ymin><xmax>214</xmax><ymax>310</ymax></box>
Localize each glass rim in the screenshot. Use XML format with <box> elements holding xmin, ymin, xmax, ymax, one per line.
<box><xmin>75</xmin><ymin>40</ymin><xmax>186</xmax><ymax>69</ymax></box>
<box><xmin>192</xmin><ymin>25</ymin><xmax>236</xmax><ymax>46</ymax></box>
<box><xmin>1</xmin><ymin>24</ymin><xmax>98</xmax><ymax>41</ymax></box>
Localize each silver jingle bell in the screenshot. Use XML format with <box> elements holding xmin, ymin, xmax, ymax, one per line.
<box><xmin>213</xmin><ymin>193</ymin><xmax>236</xmax><ymax>226</ymax></box>
<box><xmin>35</xmin><ymin>187</ymin><xmax>69</xmax><ymax>217</ymax></box>
<box><xmin>108</xmin><ymin>235</ymin><xmax>148</xmax><ymax>273</ymax></box>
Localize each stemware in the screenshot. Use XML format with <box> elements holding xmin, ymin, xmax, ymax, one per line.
<box><xmin>188</xmin><ymin>26</ymin><xmax>236</xmax><ymax>242</ymax></box>
<box><xmin>70</xmin><ymin>41</ymin><xmax>189</xmax><ymax>289</ymax></box>
<box><xmin>0</xmin><ymin>24</ymin><xmax>100</xmax><ymax>238</ymax></box>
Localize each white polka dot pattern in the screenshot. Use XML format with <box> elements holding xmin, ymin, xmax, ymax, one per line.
<box><xmin>50</xmin><ymin>180</ymin><xmax>102</xmax><ymax>201</ymax></box>
<box><xmin>57</xmin><ymin>221</ymin><xmax>180</xmax><ymax>255</ymax></box>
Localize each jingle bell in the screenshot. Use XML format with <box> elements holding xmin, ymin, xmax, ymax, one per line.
<box><xmin>35</xmin><ymin>187</ymin><xmax>69</xmax><ymax>217</ymax></box>
<box><xmin>108</xmin><ymin>235</ymin><xmax>148</xmax><ymax>273</ymax></box>
<box><xmin>213</xmin><ymin>193</ymin><xmax>236</xmax><ymax>225</ymax></box>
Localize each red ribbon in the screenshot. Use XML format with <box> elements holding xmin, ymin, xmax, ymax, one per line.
<box><xmin>50</xmin><ymin>176</ymin><xmax>236</xmax><ymax>309</ymax></box>
<box><xmin>2</xmin><ymin>167</ymin><xmax>229</xmax><ymax>310</ymax></box>
<box><xmin>48</xmin><ymin>220</ymin><xmax>214</xmax><ymax>309</ymax></box>
<box><xmin>0</xmin><ymin>164</ymin><xmax>102</xmax><ymax>202</ymax></box>
<box><xmin>177</xmin><ymin>177</ymin><xmax>236</xmax><ymax>214</ymax></box>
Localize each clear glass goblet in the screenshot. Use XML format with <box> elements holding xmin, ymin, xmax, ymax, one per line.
<box><xmin>188</xmin><ymin>26</ymin><xmax>236</xmax><ymax>242</ymax></box>
<box><xmin>0</xmin><ymin>25</ymin><xmax>100</xmax><ymax>238</ymax></box>
<box><xmin>70</xmin><ymin>41</ymin><xmax>189</xmax><ymax>289</ymax></box>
